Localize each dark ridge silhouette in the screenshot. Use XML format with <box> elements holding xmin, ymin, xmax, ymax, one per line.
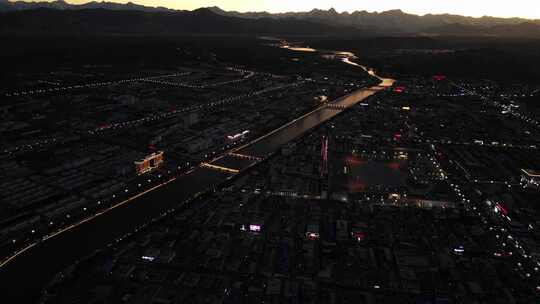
<box><xmin>0</xmin><ymin>7</ymin><xmax>366</xmax><ymax>36</ymax></box>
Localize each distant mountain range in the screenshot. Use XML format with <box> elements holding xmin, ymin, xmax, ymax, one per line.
<box><xmin>0</xmin><ymin>0</ymin><xmax>176</xmax><ymax>13</ymax></box>
<box><xmin>207</xmin><ymin>7</ymin><xmax>540</xmax><ymax>33</ymax></box>
<box><xmin>0</xmin><ymin>7</ymin><xmax>362</xmax><ymax>36</ymax></box>
<box><xmin>1</xmin><ymin>1</ymin><xmax>540</xmax><ymax>38</ymax></box>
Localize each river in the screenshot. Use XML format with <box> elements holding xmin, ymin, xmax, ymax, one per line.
<box><xmin>0</xmin><ymin>45</ymin><xmax>394</xmax><ymax>302</ymax></box>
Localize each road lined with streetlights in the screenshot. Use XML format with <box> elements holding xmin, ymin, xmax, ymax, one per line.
<box><xmin>139</xmin><ymin>70</ymin><xmax>256</xmax><ymax>89</ymax></box>
<box><xmin>3</xmin><ymin>72</ymin><xmax>191</xmax><ymax>98</ymax></box>
<box><xmin>3</xmin><ymin>67</ymin><xmax>258</xmax><ymax>99</ymax></box>
<box><xmin>91</xmin><ymin>80</ymin><xmax>306</xmax><ymax>133</ymax></box>
<box><xmin>451</xmin><ymin>81</ymin><xmax>540</xmax><ymax>128</ymax></box>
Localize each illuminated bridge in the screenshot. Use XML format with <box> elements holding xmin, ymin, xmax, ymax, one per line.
<box><xmin>200</xmin><ymin>163</ymin><xmax>240</xmax><ymax>174</ymax></box>
<box><xmin>228</xmin><ymin>152</ymin><xmax>263</xmax><ymax>162</ymax></box>
<box><xmin>325</xmin><ymin>104</ymin><xmax>347</xmax><ymax>111</ymax></box>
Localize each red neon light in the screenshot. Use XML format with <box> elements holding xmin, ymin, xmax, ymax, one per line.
<box><xmin>496</xmin><ymin>203</ymin><xmax>508</xmax><ymax>216</ymax></box>
<box><xmin>433</xmin><ymin>75</ymin><xmax>447</xmax><ymax>81</ymax></box>
<box><xmin>320</xmin><ymin>135</ymin><xmax>328</xmax><ymax>177</ymax></box>
<box><xmin>394</xmin><ymin>86</ymin><xmax>405</xmax><ymax>93</ymax></box>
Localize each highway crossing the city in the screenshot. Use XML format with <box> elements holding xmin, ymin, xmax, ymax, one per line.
<box><xmin>3</xmin><ymin>67</ymin><xmax>257</xmax><ymax>98</ymax></box>
<box><xmin>3</xmin><ymin>72</ymin><xmax>191</xmax><ymax>98</ymax></box>
<box><xmin>139</xmin><ymin>69</ymin><xmax>256</xmax><ymax>89</ymax></box>
<box><xmin>91</xmin><ymin>80</ymin><xmax>306</xmax><ymax>133</ymax></box>
<box><xmin>414</xmin><ymin>138</ymin><xmax>539</xmax><ymax>150</ymax></box>
<box><xmin>451</xmin><ymin>81</ymin><xmax>540</xmax><ymax>128</ymax></box>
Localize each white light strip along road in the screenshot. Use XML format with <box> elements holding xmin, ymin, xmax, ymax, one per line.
<box><xmin>3</xmin><ymin>72</ymin><xmax>190</xmax><ymax>98</ymax></box>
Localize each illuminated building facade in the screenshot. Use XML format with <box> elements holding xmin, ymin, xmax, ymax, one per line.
<box><xmin>135</xmin><ymin>151</ymin><xmax>164</xmax><ymax>175</ymax></box>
